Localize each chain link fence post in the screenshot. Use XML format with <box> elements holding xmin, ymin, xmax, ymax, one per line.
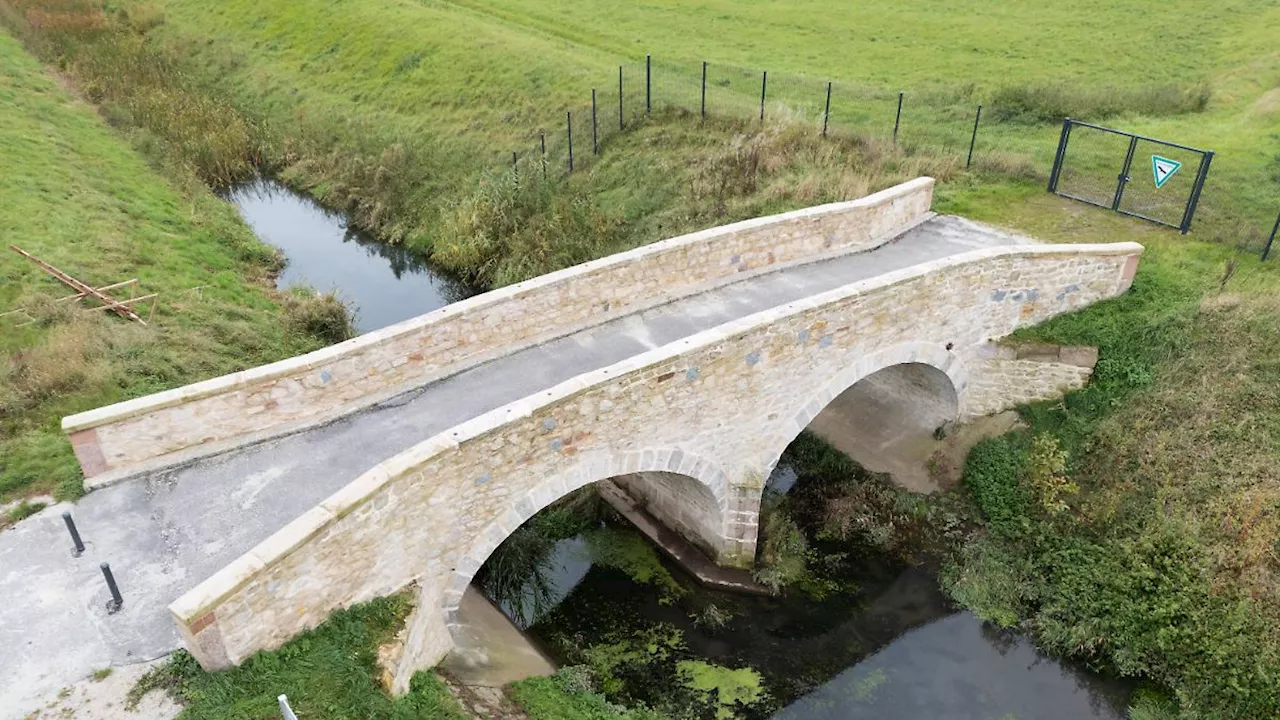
<box><xmin>701</xmin><ymin>61</ymin><xmax>707</xmax><ymax>121</ymax></box>
<box><xmin>567</xmin><ymin>111</ymin><xmax>574</xmax><ymax>173</ymax></box>
<box><xmin>967</xmin><ymin>104</ymin><xmax>982</xmax><ymax>168</ymax></box>
<box><xmin>893</xmin><ymin>91</ymin><xmax>903</xmax><ymax>143</ymax></box>
<box><xmin>645</xmin><ymin>54</ymin><xmax>651</xmax><ymax>114</ymax></box>
<box><xmin>822</xmin><ymin>81</ymin><xmax>831</xmax><ymax>137</ymax></box>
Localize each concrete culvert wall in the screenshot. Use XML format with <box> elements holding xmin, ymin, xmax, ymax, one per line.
<box><xmin>805</xmin><ymin>362</ymin><xmax>959</xmax><ymax>493</ymax></box>
<box><xmin>613</xmin><ymin>471</ymin><xmax>727</xmax><ymax>559</ymax></box>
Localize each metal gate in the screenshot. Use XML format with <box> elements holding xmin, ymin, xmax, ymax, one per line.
<box><xmin>1047</xmin><ymin>119</ymin><xmax>1213</xmax><ymax>234</ymax></box>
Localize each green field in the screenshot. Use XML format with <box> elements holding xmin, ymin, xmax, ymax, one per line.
<box><xmin>3</xmin><ymin>0</ymin><xmax>1280</xmax><ymax>716</ymax></box>
<box><xmin>124</xmin><ymin>0</ymin><xmax>1280</xmax><ymax>248</ymax></box>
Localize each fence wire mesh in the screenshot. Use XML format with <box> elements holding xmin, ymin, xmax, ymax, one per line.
<box><xmin>1056</xmin><ymin>124</ymin><xmax>1130</xmax><ymax>208</ymax></box>
<box><xmin>1119</xmin><ymin>139</ymin><xmax>1200</xmax><ymax>227</ymax></box>
<box><xmin>476</xmin><ymin>53</ymin><xmax>1274</xmax><ymax>256</ymax></box>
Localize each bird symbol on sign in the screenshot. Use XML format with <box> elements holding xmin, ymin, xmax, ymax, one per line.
<box><xmin>1151</xmin><ymin>155</ymin><xmax>1181</xmax><ymax>188</ymax></box>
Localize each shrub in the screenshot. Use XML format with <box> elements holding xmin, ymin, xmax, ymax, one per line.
<box><xmin>989</xmin><ymin>82</ymin><xmax>1211</xmax><ymax>123</ymax></box>
<box><xmin>689</xmin><ymin>602</ymin><xmax>735</xmax><ymax>633</ymax></box>
<box><xmin>280</xmin><ymin>288</ymin><xmax>355</xmax><ymax>345</ymax></box>
<box><xmin>961</xmin><ymin>435</ymin><xmax>1031</xmax><ymax>536</ymax></box>
<box><xmin>1025</xmin><ymin>433</ymin><xmax>1077</xmax><ymax>515</ymax></box>
<box><xmin>752</xmin><ymin>503</ymin><xmax>811</xmax><ymax>594</ymax></box>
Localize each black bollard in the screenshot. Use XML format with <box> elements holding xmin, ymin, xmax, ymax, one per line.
<box><xmin>62</xmin><ymin>512</ymin><xmax>85</xmax><ymax>556</ymax></box>
<box><xmin>100</xmin><ymin>562</ymin><xmax>123</xmax><ymax>614</ymax></box>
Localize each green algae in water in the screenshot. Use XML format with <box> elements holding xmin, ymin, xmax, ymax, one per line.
<box><xmin>584</xmin><ymin>527</ymin><xmax>687</xmax><ymax>603</ymax></box>
<box><xmin>676</xmin><ymin>661</ymin><xmax>768</xmax><ymax>719</ymax></box>
<box><xmin>492</xmin><ymin>435</ymin><xmax>1134</xmax><ymax>719</ymax></box>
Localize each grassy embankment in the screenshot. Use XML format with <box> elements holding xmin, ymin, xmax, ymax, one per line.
<box><xmin>937</xmin><ymin>191</ymin><xmax>1280</xmax><ymax>718</ymax></box>
<box><xmin>0</xmin><ymin>24</ymin><xmax>349</xmax><ymax>515</ymax></box>
<box><xmin>128</xmin><ymin>595</ymin><xmax>471</xmax><ymax>720</ymax></box>
<box><xmin>4</xmin><ymin>0</ymin><xmax>1280</xmax><ymax>716</ymax></box>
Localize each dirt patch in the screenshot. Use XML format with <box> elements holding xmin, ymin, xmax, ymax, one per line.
<box><xmin>22</xmin><ymin>657</ymin><xmax>180</xmax><ymax>720</ymax></box>
<box><xmin>443</xmin><ymin>676</ymin><xmax>529</xmax><ymax>720</ymax></box>
<box><xmin>926</xmin><ymin>411</ymin><xmax>1025</xmax><ymax>490</ymax></box>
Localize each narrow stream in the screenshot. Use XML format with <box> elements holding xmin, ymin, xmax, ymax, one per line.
<box><xmin>227</xmin><ymin>178</ymin><xmax>474</xmax><ymax>333</ymax></box>
<box><xmin>482</xmin><ymin>463</ymin><xmax>1135</xmax><ymax>720</ymax></box>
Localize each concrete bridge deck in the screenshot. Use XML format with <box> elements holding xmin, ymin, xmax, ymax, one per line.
<box><xmin>0</xmin><ymin>214</ymin><xmax>1028</xmax><ymax>714</ymax></box>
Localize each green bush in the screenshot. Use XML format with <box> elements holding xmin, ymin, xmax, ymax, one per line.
<box><xmin>1032</xmin><ymin>517</ymin><xmax>1280</xmax><ymax>717</ymax></box>
<box><xmin>989</xmin><ymin>82</ymin><xmax>1211</xmax><ymax>123</ymax></box>
<box><xmin>961</xmin><ymin>436</ymin><xmax>1031</xmax><ymax>537</ymax></box>
<box><xmin>751</xmin><ymin>502</ymin><xmax>812</xmax><ymax>594</ymax></box>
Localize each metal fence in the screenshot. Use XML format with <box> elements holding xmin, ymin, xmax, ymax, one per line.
<box><xmin>498</xmin><ymin>54</ymin><xmax>1276</xmax><ymax>260</ymax></box>
<box><xmin>511</xmin><ymin>56</ymin><xmax>988</xmax><ymax>185</ymax></box>
<box><xmin>1048</xmin><ymin>119</ymin><xmax>1213</xmax><ymax>234</ymax></box>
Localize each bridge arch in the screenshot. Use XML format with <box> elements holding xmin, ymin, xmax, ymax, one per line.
<box><xmin>760</xmin><ymin>341</ymin><xmax>968</xmax><ymax>480</ymax></box>
<box><xmin>441</xmin><ymin>448</ymin><xmax>734</xmax><ymax>627</ymax></box>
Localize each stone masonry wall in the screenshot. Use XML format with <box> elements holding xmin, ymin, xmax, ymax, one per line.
<box><xmin>63</xmin><ymin>178</ymin><xmax>935</xmax><ymax>488</ymax></box>
<box><xmin>614</xmin><ymin>471</ymin><xmax>725</xmax><ymax>559</ymax></box>
<box><xmin>963</xmin><ymin>344</ymin><xmax>1101</xmax><ymax>417</ymax></box>
<box><xmin>168</xmin><ymin>241</ymin><xmax>1142</xmax><ymax>694</ymax></box>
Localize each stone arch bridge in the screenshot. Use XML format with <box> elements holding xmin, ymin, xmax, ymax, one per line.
<box><xmin>30</xmin><ymin>178</ymin><xmax>1140</xmax><ymax>700</ymax></box>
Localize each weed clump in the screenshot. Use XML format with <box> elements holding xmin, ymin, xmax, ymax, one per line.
<box><xmin>434</xmin><ymin>172</ymin><xmax>623</xmax><ymax>288</ymax></box>
<box><xmin>280</xmin><ymin>288</ymin><xmax>356</xmax><ymax>345</ymax></box>
<box><xmin>989</xmin><ymin>81</ymin><xmax>1211</xmax><ymax>123</ymax></box>
<box><xmin>5</xmin><ymin>499</ymin><xmax>47</xmax><ymax>525</ymax></box>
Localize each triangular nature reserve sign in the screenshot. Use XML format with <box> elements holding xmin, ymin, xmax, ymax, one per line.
<box><xmin>1151</xmin><ymin>155</ymin><xmax>1182</xmax><ymax>189</ymax></box>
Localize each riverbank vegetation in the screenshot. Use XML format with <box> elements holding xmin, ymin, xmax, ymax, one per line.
<box><xmin>127</xmin><ymin>595</ymin><xmax>469</xmax><ymax>719</ymax></box>
<box><xmin>935</xmin><ymin>193</ymin><xmax>1280</xmax><ymax>717</ymax></box>
<box><xmin>0</xmin><ymin>25</ymin><xmax>348</xmax><ymax>512</ymax></box>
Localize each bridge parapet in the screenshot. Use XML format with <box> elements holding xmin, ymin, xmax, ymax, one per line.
<box><xmin>167</xmin><ymin>239</ymin><xmax>1142</xmax><ymax>692</ymax></box>
<box><xmin>63</xmin><ymin>178</ymin><xmax>935</xmax><ymax>489</ymax></box>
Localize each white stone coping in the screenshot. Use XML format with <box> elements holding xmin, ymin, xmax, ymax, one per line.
<box><xmin>64</xmin><ymin>177</ymin><xmax>934</xmax><ymax>435</ymax></box>
<box><xmin>169</xmin><ymin>239</ymin><xmax>1143</xmax><ymax>626</ymax></box>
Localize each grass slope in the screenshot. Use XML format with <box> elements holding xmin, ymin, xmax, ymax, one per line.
<box><xmin>936</xmin><ymin>188</ymin><xmax>1280</xmax><ymax>716</ymax></box>
<box><xmin>0</xmin><ymin>25</ymin><xmax>337</xmax><ymax>508</ymax></box>
<box><xmin>131</xmin><ymin>595</ymin><xmax>469</xmax><ymax>719</ymax></box>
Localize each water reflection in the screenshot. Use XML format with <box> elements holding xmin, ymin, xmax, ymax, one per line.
<box><xmin>772</xmin><ymin>611</ymin><xmax>1130</xmax><ymax>719</ymax></box>
<box><xmin>504</xmin><ymin>518</ymin><xmax>1132</xmax><ymax>720</ymax></box>
<box><xmin>227</xmin><ymin>178</ymin><xmax>475</xmax><ymax>333</ymax></box>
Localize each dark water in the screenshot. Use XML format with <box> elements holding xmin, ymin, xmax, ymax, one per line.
<box><xmin>227</xmin><ymin>178</ymin><xmax>474</xmax><ymax>333</ymax></box>
<box><xmin>490</xmin><ymin>478</ymin><xmax>1133</xmax><ymax>720</ymax></box>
